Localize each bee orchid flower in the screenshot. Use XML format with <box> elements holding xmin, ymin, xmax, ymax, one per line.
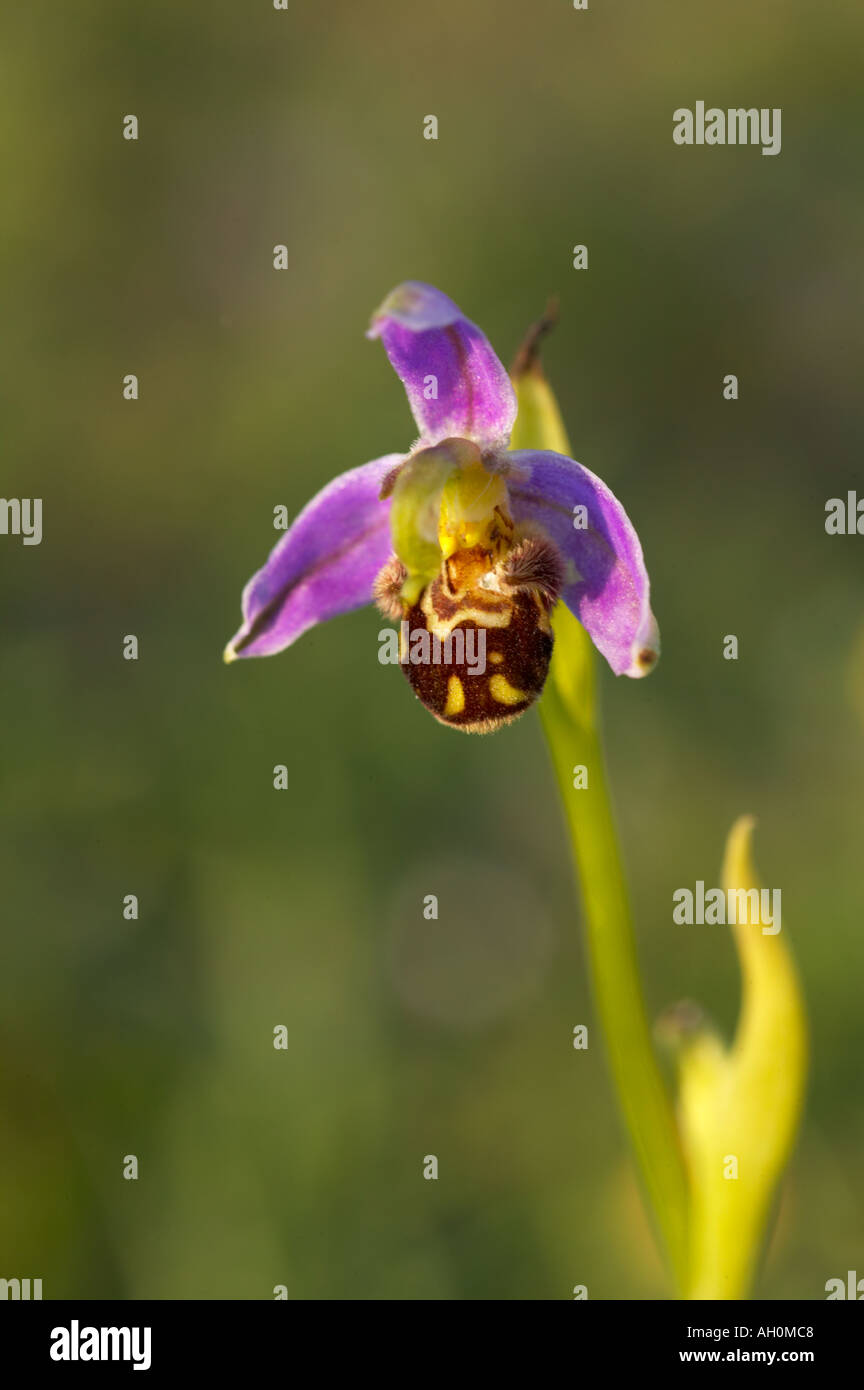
<box><xmin>225</xmin><ymin>282</ymin><xmax>660</xmax><ymax>731</ymax></box>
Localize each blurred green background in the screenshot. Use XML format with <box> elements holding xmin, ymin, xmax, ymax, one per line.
<box><xmin>2</xmin><ymin>0</ymin><xmax>863</xmax><ymax>1299</ymax></box>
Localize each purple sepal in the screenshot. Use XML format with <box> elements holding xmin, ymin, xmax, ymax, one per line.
<box><xmin>368</xmin><ymin>282</ymin><xmax>517</xmax><ymax>450</ymax></box>
<box><xmin>226</xmin><ymin>454</ymin><xmax>403</xmax><ymax>659</ymax></box>
<box><xmin>505</xmin><ymin>450</ymin><xmax>660</xmax><ymax>677</ymax></box>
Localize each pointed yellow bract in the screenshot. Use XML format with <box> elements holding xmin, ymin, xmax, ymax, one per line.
<box><xmin>510</xmin><ymin>362</ymin><xmax>572</xmax><ymax>456</ymax></box>
<box><xmin>676</xmin><ymin>817</ymin><xmax>808</xmax><ymax>1300</ymax></box>
<box><xmin>513</xmin><ymin>325</ymin><xmax>808</xmax><ymax>1301</ymax></box>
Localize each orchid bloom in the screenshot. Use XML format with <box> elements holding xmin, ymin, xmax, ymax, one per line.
<box><xmin>225</xmin><ymin>282</ymin><xmax>659</xmax><ymax>731</ymax></box>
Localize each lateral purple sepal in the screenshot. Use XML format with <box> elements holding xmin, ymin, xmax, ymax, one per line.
<box><xmin>505</xmin><ymin>450</ymin><xmax>660</xmax><ymax>677</ymax></box>
<box><xmin>226</xmin><ymin>454</ymin><xmax>403</xmax><ymax>659</ymax></box>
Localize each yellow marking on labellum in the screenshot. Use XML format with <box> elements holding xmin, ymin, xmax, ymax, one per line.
<box><xmin>489</xmin><ymin>673</ymin><xmax>528</xmax><ymax>706</ymax></box>
<box><xmin>400</xmin><ymin>586</ymin><xmax>553</xmax><ymax>733</ymax></box>
<box><xmin>443</xmin><ymin>675</ymin><xmax>466</xmax><ymax>717</ymax></box>
<box><xmin>419</xmin><ymin>581</ymin><xmax>513</xmax><ymax>638</ymax></box>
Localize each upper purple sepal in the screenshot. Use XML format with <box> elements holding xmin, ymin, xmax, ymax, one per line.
<box><xmin>368</xmin><ymin>282</ymin><xmax>517</xmax><ymax>451</ymax></box>
<box><xmin>504</xmin><ymin>450</ymin><xmax>660</xmax><ymax>678</ymax></box>
<box><xmin>225</xmin><ymin>454</ymin><xmax>402</xmax><ymax>661</ymax></box>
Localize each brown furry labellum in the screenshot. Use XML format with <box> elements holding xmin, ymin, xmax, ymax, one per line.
<box><xmin>374</xmin><ymin>535</ymin><xmax>564</xmax><ymax>733</ymax></box>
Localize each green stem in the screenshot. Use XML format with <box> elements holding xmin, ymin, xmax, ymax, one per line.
<box><xmin>510</xmin><ymin>340</ymin><xmax>689</xmax><ymax>1292</ymax></box>
<box><xmin>539</xmin><ymin>613</ymin><xmax>689</xmax><ymax>1292</ymax></box>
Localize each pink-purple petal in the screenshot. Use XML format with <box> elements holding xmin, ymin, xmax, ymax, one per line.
<box><xmin>504</xmin><ymin>450</ymin><xmax>660</xmax><ymax>678</ymax></box>
<box><xmin>226</xmin><ymin>455</ymin><xmax>402</xmax><ymax>660</ymax></box>
<box><xmin>368</xmin><ymin>282</ymin><xmax>517</xmax><ymax>450</ymax></box>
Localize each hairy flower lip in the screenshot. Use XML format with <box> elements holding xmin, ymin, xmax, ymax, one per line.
<box><xmin>226</xmin><ymin>281</ymin><xmax>660</xmax><ymax>692</ymax></box>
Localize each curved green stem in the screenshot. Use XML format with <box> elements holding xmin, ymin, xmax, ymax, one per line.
<box><xmin>511</xmin><ymin>317</ymin><xmax>806</xmax><ymax>1299</ymax></box>
<box><xmin>511</xmin><ymin>349</ymin><xmax>689</xmax><ymax>1292</ymax></box>
<box><xmin>539</xmin><ymin>609</ymin><xmax>689</xmax><ymax>1292</ymax></box>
